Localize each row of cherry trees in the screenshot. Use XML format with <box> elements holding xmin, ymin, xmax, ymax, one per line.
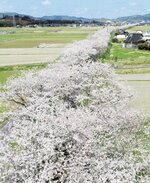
<box><xmin>0</xmin><ymin>27</ymin><xmax>149</xmax><ymax>182</ymax></box>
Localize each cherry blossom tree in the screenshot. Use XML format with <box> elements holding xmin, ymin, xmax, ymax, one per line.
<box><xmin>0</xmin><ymin>27</ymin><xmax>149</xmax><ymax>183</ymax></box>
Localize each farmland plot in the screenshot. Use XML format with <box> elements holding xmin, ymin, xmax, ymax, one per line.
<box><xmin>120</xmin><ymin>74</ymin><xmax>150</xmax><ymax>114</ymax></box>
<box><xmin>0</xmin><ymin>27</ymin><xmax>99</xmax><ymax>48</ymax></box>
<box><xmin>0</xmin><ymin>27</ymin><xmax>99</xmax><ymax>66</ymax></box>
<box><xmin>127</xmin><ymin>25</ymin><xmax>150</xmax><ymax>33</ymax></box>
<box><xmin>0</xmin><ymin>47</ymin><xmax>65</xmax><ymax>66</ymax></box>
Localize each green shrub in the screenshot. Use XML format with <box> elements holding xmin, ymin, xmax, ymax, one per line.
<box><xmin>112</xmin><ymin>38</ymin><xmax>119</xmax><ymax>43</ymax></box>
<box><xmin>138</xmin><ymin>42</ymin><xmax>150</xmax><ymax>51</ymax></box>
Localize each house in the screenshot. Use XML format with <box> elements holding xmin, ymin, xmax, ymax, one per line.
<box><xmin>115</xmin><ymin>29</ymin><xmax>129</xmax><ymax>36</ymax></box>
<box><xmin>124</xmin><ymin>33</ymin><xmax>143</xmax><ymax>48</ymax></box>
<box><xmin>116</xmin><ymin>35</ymin><xmax>126</xmax><ymax>39</ymax></box>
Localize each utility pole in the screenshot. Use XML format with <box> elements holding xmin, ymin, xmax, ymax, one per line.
<box><xmin>13</xmin><ymin>14</ymin><xmax>16</xmax><ymax>27</ymax></box>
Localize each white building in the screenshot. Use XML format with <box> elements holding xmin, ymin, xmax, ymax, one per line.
<box><xmin>116</xmin><ymin>35</ymin><xmax>126</xmax><ymax>39</ymax></box>
<box><xmin>143</xmin><ymin>32</ymin><xmax>150</xmax><ymax>41</ymax></box>
<box><xmin>136</xmin><ymin>31</ymin><xmax>143</xmax><ymax>34</ymax></box>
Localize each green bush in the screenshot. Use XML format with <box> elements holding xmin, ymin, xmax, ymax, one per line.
<box><xmin>138</xmin><ymin>42</ymin><xmax>150</xmax><ymax>51</ymax></box>
<box><xmin>112</xmin><ymin>38</ymin><xmax>119</xmax><ymax>43</ymax></box>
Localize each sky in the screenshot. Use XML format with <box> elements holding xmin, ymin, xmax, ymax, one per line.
<box><xmin>0</xmin><ymin>0</ymin><xmax>150</xmax><ymax>19</ymax></box>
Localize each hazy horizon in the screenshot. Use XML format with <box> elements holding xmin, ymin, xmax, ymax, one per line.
<box><xmin>0</xmin><ymin>0</ymin><xmax>150</xmax><ymax>19</ymax></box>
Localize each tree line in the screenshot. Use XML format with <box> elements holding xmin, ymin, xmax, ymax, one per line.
<box><xmin>0</xmin><ymin>15</ymin><xmax>103</xmax><ymax>27</ymax></box>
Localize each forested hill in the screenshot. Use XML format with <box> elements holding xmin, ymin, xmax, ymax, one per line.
<box><xmin>116</xmin><ymin>13</ymin><xmax>150</xmax><ymax>22</ymax></box>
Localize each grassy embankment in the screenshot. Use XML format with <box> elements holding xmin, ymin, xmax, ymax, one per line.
<box><xmin>0</xmin><ymin>63</ymin><xmax>46</xmax><ymax>84</ymax></box>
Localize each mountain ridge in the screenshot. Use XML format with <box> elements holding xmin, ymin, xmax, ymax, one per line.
<box><xmin>0</xmin><ymin>12</ymin><xmax>150</xmax><ymax>23</ymax></box>
<box><xmin>116</xmin><ymin>13</ymin><xmax>150</xmax><ymax>22</ymax></box>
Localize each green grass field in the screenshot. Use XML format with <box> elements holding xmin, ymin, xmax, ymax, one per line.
<box><xmin>0</xmin><ymin>70</ymin><xmax>17</xmax><ymax>84</ymax></box>
<box><xmin>127</xmin><ymin>25</ymin><xmax>150</xmax><ymax>33</ymax></box>
<box><xmin>0</xmin><ymin>27</ymin><xmax>99</xmax><ymax>48</ymax></box>
<box><xmin>110</xmin><ymin>43</ymin><xmax>150</xmax><ymax>64</ymax></box>
<box><xmin>107</xmin><ymin>43</ymin><xmax>150</xmax><ymax>74</ymax></box>
<box><xmin>0</xmin><ymin>63</ymin><xmax>46</xmax><ymax>84</ymax></box>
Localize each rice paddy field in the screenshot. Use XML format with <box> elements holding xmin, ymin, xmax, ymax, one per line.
<box><xmin>0</xmin><ymin>47</ymin><xmax>63</xmax><ymax>66</ymax></box>
<box><xmin>128</xmin><ymin>80</ymin><xmax>150</xmax><ymax>114</ymax></box>
<box><xmin>0</xmin><ymin>27</ymin><xmax>99</xmax><ymax>67</ymax></box>
<box><xmin>110</xmin><ymin>43</ymin><xmax>150</xmax><ymax>61</ymax></box>
<box><xmin>108</xmin><ymin>43</ymin><xmax>150</xmax><ymax>73</ymax></box>
<box><xmin>0</xmin><ymin>27</ymin><xmax>99</xmax><ymax>48</ymax></box>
